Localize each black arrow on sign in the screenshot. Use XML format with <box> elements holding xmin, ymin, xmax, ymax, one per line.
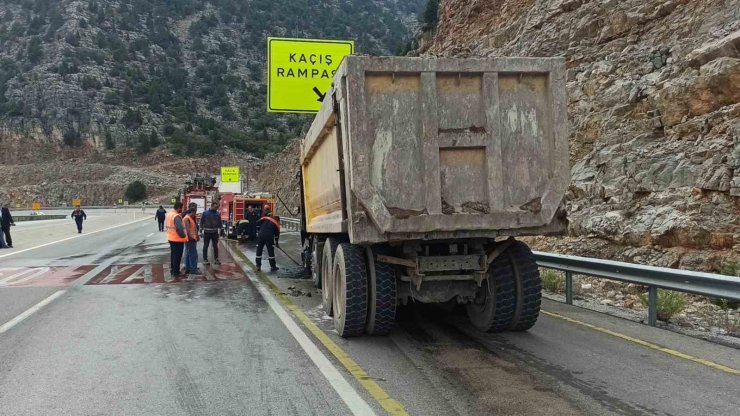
<box><xmin>312</xmin><ymin>86</ymin><xmax>326</xmax><ymax>102</ymax></box>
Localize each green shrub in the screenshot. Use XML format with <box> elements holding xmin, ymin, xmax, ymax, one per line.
<box><xmin>639</xmin><ymin>290</ymin><xmax>686</xmax><ymax>322</ymax></box>
<box><xmin>541</xmin><ymin>269</ymin><xmax>564</xmax><ymax>293</ymax></box>
<box><xmin>125</xmin><ymin>180</ymin><xmax>147</xmax><ymax>202</ymax></box>
<box><xmin>81</xmin><ymin>75</ymin><xmax>102</xmax><ymax>90</ymax></box>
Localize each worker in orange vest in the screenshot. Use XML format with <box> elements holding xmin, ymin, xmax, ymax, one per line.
<box><xmin>166</xmin><ymin>202</ymin><xmax>188</xmax><ymax>278</ymax></box>
<box><xmin>255</xmin><ymin>210</ymin><xmax>280</xmax><ymax>272</ymax></box>
<box><xmin>183</xmin><ymin>207</ymin><xmax>201</xmax><ymax>275</ymax></box>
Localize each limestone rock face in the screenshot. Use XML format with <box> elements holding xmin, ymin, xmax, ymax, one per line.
<box><xmin>427</xmin><ymin>0</ymin><xmax>740</xmax><ymax>271</ymax></box>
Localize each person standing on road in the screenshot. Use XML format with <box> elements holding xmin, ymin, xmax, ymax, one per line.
<box><xmin>246</xmin><ymin>205</ymin><xmax>259</xmax><ymax>241</ymax></box>
<box><xmin>155</xmin><ymin>205</ymin><xmax>167</xmax><ymax>232</ymax></box>
<box><xmin>200</xmin><ymin>202</ymin><xmax>221</xmax><ymax>266</ymax></box>
<box><xmin>255</xmin><ymin>210</ymin><xmax>280</xmax><ymax>272</ymax></box>
<box><xmin>183</xmin><ymin>208</ymin><xmax>201</xmax><ymax>275</ymax></box>
<box><xmin>166</xmin><ymin>202</ymin><xmax>187</xmax><ymax>278</ymax></box>
<box><xmin>70</xmin><ymin>205</ymin><xmax>87</xmax><ymax>234</ymax></box>
<box><xmin>1</xmin><ymin>205</ymin><xmax>14</xmax><ymax>248</ymax></box>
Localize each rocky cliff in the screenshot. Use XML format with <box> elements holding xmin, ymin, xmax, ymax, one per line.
<box><xmin>419</xmin><ymin>0</ymin><xmax>739</xmax><ymax>271</ymax></box>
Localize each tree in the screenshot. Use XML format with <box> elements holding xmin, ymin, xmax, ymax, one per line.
<box><xmin>27</xmin><ymin>37</ymin><xmax>43</xmax><ymax>65</ymax></box>
<box><xmin>125</xmin><ymin>180</ymin><xmax>147</xmax><ymax>202</ymax></box>
<box><xmin>421</xmin><ymin>0</ymin><xmax>440</xmax><ymax>29</ymax></box>
<box><xmin>104</xmin><ymin>131</ymin><xmax>115</xmax><ymax>150</ymax></box>
<box><xmin>137</xmin><ymin>132</ymin><xmax>151</xmax><ymax>154</ymax></box>
<box><xmin>149</xmin><ymin>130</ymin><xmax>161</xmax><ymax>148</ymax></box>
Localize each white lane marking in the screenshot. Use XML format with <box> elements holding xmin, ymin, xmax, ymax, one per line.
<box><xmin>0</xmin><ymin>290</ymin><xmax>67</xmax><ymax>335</ymax></box>
<box><xmin>146</xmin><ymin>233</ymin><xmax>154</xmax><ymax>238</ymax></box>
<box><xmin>0</xmin><ymin>268</ymin><xmax>36</xmax><ymax>285</ymax></box>
<box><xmin>0</xmin><ymin>267</ymin><xmax>50</xmax><ymax>287</ymax></box>
<box><xmin>0</xmin><ymin>217</ymin><xmax>150</xmax><ymax>259</ymax></box>
<box><xmin>242</xmin><ymin>265</ymin><xmax>375</xmax><ymax>415</ymax></box>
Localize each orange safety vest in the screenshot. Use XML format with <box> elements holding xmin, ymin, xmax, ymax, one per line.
<box><xmin>165</xmin><ymin>211</ymin><xmax>188</xmax><ymax>243</ymax></box>
<box><xmin>183</xmin><ymin>215</ymin><xmax>198</xmax><ymax>242</ymax></box>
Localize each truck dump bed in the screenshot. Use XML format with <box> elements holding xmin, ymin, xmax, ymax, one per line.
<box><xmin>301</xmin><ymin>56</ymin><xmax>569</xmax><ymax>244</ymax></box>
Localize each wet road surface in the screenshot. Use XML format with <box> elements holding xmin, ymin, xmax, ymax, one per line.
<box><xmin>1</xmin><ymin>215</ymin><xmax>738</xmax><ymax>415</ymax></box>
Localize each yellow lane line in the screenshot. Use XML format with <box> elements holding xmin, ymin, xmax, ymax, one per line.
<box><xmin>228</xmin><ymin>244</ymin><xmax>409</xmax><ymax>416</ymax></box>
<box><xmin>541</xmin><ymin>310</ymin><xmax>740</xmax><ymax>376</ymax></box>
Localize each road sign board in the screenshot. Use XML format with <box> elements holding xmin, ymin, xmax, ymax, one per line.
<box><xmin>171</xmin><ymin>198</ymin><xmax>177</xmax><ymax>204</ymax></box>
<box><xmin>221</xmin><ymin>166</ymin><xmax>240</xmax><ymax>183</ymax></box>
<box><xmin>267</xmin><ymin>37</ymin><xmax>354</xmax><ymax>113</ymax></box>
<box><xmin>32</xmin><ymin>202</ymin><xmax>41</xmax><ymax>211</ymax></box>
<box><xmin>118</xmin><ymin>198</ymin><xmax>123</xmax><ymax>205</ymax></box>
<box><xmin>72</xmin><ymin>199</ymin><xmax>81</xmax><ymax>206</ymax></box>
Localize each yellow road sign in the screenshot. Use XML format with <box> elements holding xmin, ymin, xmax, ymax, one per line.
<box><xmin>118</xmin><ymin>198</ymin><xmax>123</xmax><ymax>205</ymax></box>
<box><xmin>221</xmin><ymin>166</ymin><xmax>240</xmax><ymax>183</ymax></box>
<box><xmin>32</xmin><ymin>202</ymin><xmax>41</xmax><ymax>211</ymax></box>
<box><xmin>72</xmin><ymin>199</ymin><xmax>81</xmax><ymax>206</ymax></box>
<box><xmin>267</xmin><ymin>37</ymin><xmax>354</xmax><ymax>113</ymax></box>
<box><xmin>171</xmin><ymin>198</ymin><xmax>177</xmax><ymax>204</ymax></box>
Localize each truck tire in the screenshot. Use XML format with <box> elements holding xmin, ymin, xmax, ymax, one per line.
<box><xmin>466</xmin><ymin>250</ymin><xmax>515</xmax><ymax>332</ymax></box>
<box><xmin>365</xmin><ymin>247</ymin><xmax>396</xmax><ymax>336</ymax></box>
<box><xmin>321</xmin><ymin>238</ymin><xmax>339</xmax><ymax>316</ymax></box>
<box><xmin>508</xmin><ymin>241</ymin><xmax>541</xmax><ymax>331</ymax></box>
<box><xmin>312</xmin><ymin>238</ymin><xmax>325</xmax><ymax>289</ymax></box>
<box><xmin>332</xmin><ymin>243</ymin><xmax>368</xmax><ymax>337</ymax></box>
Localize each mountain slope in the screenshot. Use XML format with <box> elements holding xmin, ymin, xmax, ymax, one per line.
<box><xmin>0</xmin><ymin>0</ymin><xmax>422</xmax><ymax>162</ymax></box>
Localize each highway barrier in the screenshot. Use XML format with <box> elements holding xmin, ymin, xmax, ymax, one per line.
<box><xmin>534</xmin><ymin>251</ymin><xmax>740</xmax><ymax>326</ymax></box>
<box><xmin>14</xmin><ymin>215</ymin><xmax>67</xmax><ymax>222</ymax></box>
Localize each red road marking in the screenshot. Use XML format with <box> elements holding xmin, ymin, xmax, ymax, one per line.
<box><xmin>0</xmin><ymin>265</ymin><xmax>95</xmax><ymax>288</ymax></box>
<box><xmin>86</xmin><ymin>263</ymin><xmax>246</xmax><ymax>285</ymax></box>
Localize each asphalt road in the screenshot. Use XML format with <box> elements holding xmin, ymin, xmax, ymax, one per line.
<box><xmin>0</xmin><ymin>215</ymin><xmax>738</xmax><ymax>415</ymax></box>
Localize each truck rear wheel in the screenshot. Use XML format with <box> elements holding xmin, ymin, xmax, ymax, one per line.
<box><xmin>365</xmin><ymin>247</ymin><xmax>396</xmax><ymax>336</ymax></box>
<box><xmin>312</xmin><ymin>238</ymin><xmax>325</xmax><ymax>289</ymax></box>
<box><xmin>332</xmin><ymin>244</ymin><xmax>368</xmax><ymax>337</ymax></box>
<box><xmin>321</xmin><ymin>238</ymin><xmax>339</xmax><ymax>316</ymax></box>
<box><xmin>508</xmin><ymin>241</ymin><xmax>541</xmax><ymax>331</ymax></box>
<box><xmin>466</xmin><ymin>240</ymin><xmax>540</xmax><ymax>332</ymax></box>
<box><xmin>466</xmin><ymin>249</ymin><xmax>515</xmax><ymax>332</ymax></box>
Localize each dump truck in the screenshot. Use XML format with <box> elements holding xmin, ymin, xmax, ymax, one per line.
<box><xmin>299</xmin><ymin>56</ymin><xmax>569</xmax><ymax>337</ymax></box>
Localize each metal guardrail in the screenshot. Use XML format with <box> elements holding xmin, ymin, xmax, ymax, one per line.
<box><xmin>534</xmin><ymin>251</ymin><xmax>740</xmax><ymax>326</ymax></box>
<box><xmin>280</xmin><ymin>217</ymin><xmax>301</xmax><ymax>232</ymax></box>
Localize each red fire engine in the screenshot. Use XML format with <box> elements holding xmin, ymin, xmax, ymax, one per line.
<box><xmin>180</xmin><ymin>175</ymin><xmax>219</xmax><ymax>221</ymax></box>
<box><xmin>219</xmin><ymin>192</ymin><xmax>275</xmax><ymax>239</ymax></box>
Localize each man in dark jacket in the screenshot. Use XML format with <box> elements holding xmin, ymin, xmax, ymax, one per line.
<box><xmin>255</xmin><ymin>210</ymin><xmax>280</xmax><ymax>272</ymax></box>
<box><xmin>245</xmin><ymin>205</ymin><xmax>259</xmax><ymax>241</ymax></box>
<box><xmin>1</xmin><ymin>205</ymin><xmax>14</xmax><ymax>248</ymax></box>
<box><xmin>155</xmin><ymin>205</ymin><xmax>167</xmax><ymax>232</ymax></box>
<box><xmin>200</xmin><ymin>202</ymin><xmax>221</xmax><ymax>266</ymax></box>
<box><xmin>71</xmin><ymin>206</ymin><xmax>87</xmax><ymax>233</ymax></box>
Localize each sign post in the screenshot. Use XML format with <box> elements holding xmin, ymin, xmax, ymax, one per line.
<box><xmin>221</xmin><ymin>166</ymin><xmax>240</xmax><ymax>183</ymax></box>
<box><xmin>267</xmin><ymin>37</ymin><xmax>354</xmax><ymax>113</ymax></box>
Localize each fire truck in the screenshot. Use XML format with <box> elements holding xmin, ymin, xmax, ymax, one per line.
<box><xmin>180</xmin><ymin>174</ymin><xmax>219</xmax><ymax>221</ymax></box>
<box><xmin>219</xmin><ymin>192</ymin><xmax>275</xmax><ymax>239</ymax></box>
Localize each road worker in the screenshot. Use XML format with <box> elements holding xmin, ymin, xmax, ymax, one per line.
<box><xmin>1</xmin><ymin>205</ymin><xmax>14</xmax><ymax>248</ymax></box>
<box><xmin>166</xmin><ymin>202</ymin><xmax>187</xmax><ymax>278</ymax></box>
<box><xmin>70</xmin><ymin>205</ymin><xmax>87</xmax><ymax>233</ymax></box>
<box><xmin>255</xmin><ymin>210</ymin><xmax>280</xmax><ymax>272</ymax></box>
<box><xmin>155</xmin><ymin>205</ymin><xmax>167</xmax><ymax>232</ymax></box>
<box><xmin>246</xmin><ymin>205</ymin><xmax>259</xmax><ymax>241</ymax></box>
<box><xmin>183</xmin><ymin>207</ymin><xmax>201</xmax><ymax>275</ymax></box>
<box><xmin>200</xmin><ymin>202</ymin><xmax>221</xmax><ymax>266</ymax></box>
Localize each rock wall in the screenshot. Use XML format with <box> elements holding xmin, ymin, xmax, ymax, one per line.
<box><xmin>425</xmin><ymin>0</ymin><xmax>740</xmax><ymax>271</ymax></box>
<box><xmin>251</xmin><ymin>139</ymin><xmax>302</xmax><ymax>217</ymax></box>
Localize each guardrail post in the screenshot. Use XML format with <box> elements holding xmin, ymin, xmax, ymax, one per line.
<box><xmin>647</xmin><ymin>286</ymin><xmax>658</xmax><ymax>326</ymax></box>
<box><xmin>565</xmin><ymin>271</ymin><xmax>573</xmax><ymax>305</ymax></box>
